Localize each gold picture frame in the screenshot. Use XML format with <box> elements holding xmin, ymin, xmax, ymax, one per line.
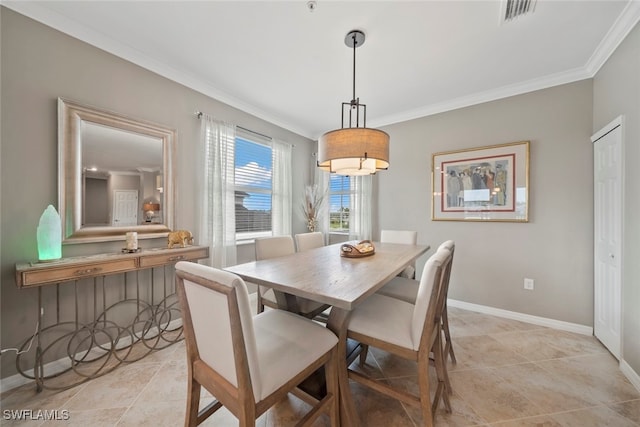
<box><xmin>431</xmin><ymin>141</ymin><xmax>529</xmax><ymax>222</ymax></box>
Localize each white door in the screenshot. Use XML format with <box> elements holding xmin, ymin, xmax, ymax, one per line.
<box><xmin>592</xmin><ymin>117</ymin><xmax>623</xmax><ymax>359</ymax></box>
<box><xmin>113</xmin><ymin>190</ymin><xmax>139</xmax><ymax>226</ymax></box>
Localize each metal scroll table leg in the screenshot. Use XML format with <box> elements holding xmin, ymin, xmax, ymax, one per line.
<box><xmin>35</xmin><ymin>287</ymin><xmax>43</xmax><ymax>392</ymax></box>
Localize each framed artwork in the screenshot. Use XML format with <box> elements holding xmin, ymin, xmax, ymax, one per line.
<box><xmin>431</xmin><ymin>141</ymin><xmax>529</xmax><ymax>222</ymax></box>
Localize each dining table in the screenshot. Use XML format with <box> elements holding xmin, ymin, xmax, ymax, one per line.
<box><xmin>224</xmin><ymin>240</ymin><xmax>430</xmax><ymax>426</ymax></box>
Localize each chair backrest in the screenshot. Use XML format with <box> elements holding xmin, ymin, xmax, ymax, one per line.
<box><xmin>380</xmin><ymin>229</ymin><xmax>418</xmax><ymax>245</ymax></box>
<box><xmin>381</xmin><ymin>230</ymin><xmax>419</xmax><ymax>278</ymax></box>
<box><xmin>175</xmin><ymin>261</ymin><xmax>262</xmax><ymax>401</ymax></box>
<box><xmin>255</xmin><ymin>235</ymin><xmax>295</xmax><ymax>261</ymax></box>
<box><xmin>411</xmin><ymin>248</ymin><xmax>452</xmax><ymax>350</ymax></box>
<box><xmin>437</xmin><ymin>240</ymin><xmax>455</xmax><ymax>298</ymax></box>
<box><xmin>438</xmin><ymin>240</ymin><xmax>455</xmax><ymax>253</ymax></box>
<box><xmin>295</xmin><ymin>232</ymin><xmax>324</xmax><ymax>252</ymax></box>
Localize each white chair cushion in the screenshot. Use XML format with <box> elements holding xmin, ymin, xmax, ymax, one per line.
<box><xmin>380</xmin><ymin>230</ymin><xmax>418</xmax><ymax>279</ymax></box>
<box><xmin>380</xmin><ymin>230</ymin><xmax>418</xmax><ymax>244</ymax></box>
<box><xmin>177</xmin><ymin>262</ymin><xmax>260</xmax><ymax>395</ymax></box>
<box><xmin>255</xmin><ymin>236</ymin><xmax>295</xmax><ymax>260</ymax></box>
<box><xmin>438</xmin><ymin>240</ymin><xmax>455</xmax><ymax>252</ymax></box>
<box><xmin>347</xmin><ymin>294</ymin><xmax>416</xmax><ymax>350</ymax></box>
<box><xmin>399</xmin><ymin>265</ymin><xmax>416</xmax><ymax>280</ymax></box>
<box><xmin>261</xmin><ymin>287</ymin><xmax>277</xmax><ymax>304</ymax></box>
<box><xmin>411</xmin><ymin>249</ymin><xmax>450</xmax><ymax>346</ymax></box>
<box><xmin>295</xmin><ymin>232</ymin><xmax>324</xmax><ymax>252</ymax></box>
<box><xmin>253</xmin><ymin>309</ymin><xmax>338</xmax><ymax>401</ymax></box>
<box><xmin>183</xmin><ymin>280</ymin><xmax>238</xmax><ymax>386</ymax></box>
<box><xmin>376</xmin><ymin>276</ymin><xmax>418</xmax><ymax>304</ymax></box>
<box><xmin>378</xmin><ymin>241</ymin><xmax>454</xmax><ymax>304</ymax></box>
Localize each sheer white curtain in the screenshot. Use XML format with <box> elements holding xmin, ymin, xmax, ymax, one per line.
<box><xmin>350</xmin><ymin>175</ymin><xmax>373</xmax><ymax>240</ymax></box>
<box><xmin>272</xmin><ymin>139</ymin><xmax>292</xmax><ymax>236</ymax></box>
<box><xmin>314</xmin><ymin>168</ymin><xmax>330</xmax><ymax>239</ymax></box>
<box><xmin>199</xmin><ymin>114</ymin><xmax>237</xmax><ymax>267</ymax></box>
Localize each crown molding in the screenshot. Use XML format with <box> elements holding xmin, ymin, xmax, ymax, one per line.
<box><xmin>1</xmin><ymin>1</ymin><xmax>313</xmax><ymax>139</ymax></box>
<box><xmin>368</xmin><ymin>66</ymin><xmax>592</xmax><ymax>130</ymax></box>
<box><xmin>4</xmin><ymin>0</ymin><xmax>639</xmax><ymax>139</ymax></box>
<box><xmin>585</xmin><ymin>0</ymin><xmax>640</xmax><ymax>76</ymax></box>
<box><xmin>369</xmin><ymin>1</ymin><xmax>640</xmax><ymax>130</ymax></box>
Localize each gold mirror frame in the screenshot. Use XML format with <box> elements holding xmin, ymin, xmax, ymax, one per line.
<box><xmin>58</xmin><ymin>98</ymin><xmax>175</xmax><ymax>244</ymax></box>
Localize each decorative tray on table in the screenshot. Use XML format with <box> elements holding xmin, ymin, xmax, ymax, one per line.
<box><xmin>340</xmin><ymin>240</ymin><xmax>375</xmax><ymax>258</ymax></box>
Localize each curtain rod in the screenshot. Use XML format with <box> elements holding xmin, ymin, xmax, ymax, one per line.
<box><xmin>195</xmin><ymin>110</ymin><xmax>294</xmax><ymax>147</ymax></box>
<box><xmin>236</xmin><ymin>125</ymin><xmax>273</xmax><ymax>142</ymax></box>
<box><xmin>195</xmin><ymin>110</ymin><xmax>271</xmax><ymax>140</ymax></box>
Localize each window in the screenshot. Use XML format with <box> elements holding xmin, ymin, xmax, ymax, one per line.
<box><xmin>234</xmin><ymin>133</ymin><xmax>272</xmax><ymax>240</ymax></box>
<box><xmin>329</xmin><ymin>174</ymin><xmax>351</xmax><ymax>232</ymax></box>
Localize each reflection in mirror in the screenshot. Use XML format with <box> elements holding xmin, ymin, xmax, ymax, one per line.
<box><xmin>59</xmin><ymin>98</ymin><xmax>175</xmax><ymax>244</ymax></box>
<box><xmin>82</xmin><ymin>123</ymin><xmax>163</xmax><ymax>226</ymax></box>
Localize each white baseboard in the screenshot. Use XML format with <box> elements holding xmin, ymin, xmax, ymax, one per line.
<box><xmin>620</xmin><ymin>359</ymin><xmax>640</xmax><ymax>392</ymax></box>
<box><xmin>448</xmin><ymin>299</ymin><xmax>593</xmax><ymax>336</ymax></box>
<box><xmin>0</xmin><ymin>318</ymin><xmax>183</xmax><ymax>394</ymax></box>
<box><xmin>0</xmin><ymin>300</ymin><xmax>606</xmax><ymax>394</ymax></box>
<box><xmin>448</xmin><ymin>300</ymin><xmax>639</xmax><ymax>392</ymax></box>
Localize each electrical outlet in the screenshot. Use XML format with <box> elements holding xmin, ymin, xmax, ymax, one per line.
<box><xmin>524</xmin><ymin>278</ymin><xmax>534</xmax><ymax>290</ymax></box>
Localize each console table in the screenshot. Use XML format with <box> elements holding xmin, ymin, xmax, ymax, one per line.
<box><xmin>14</xmin><ymin>245</ymin><xmax>209</xmax><ymax>391</ymax></box>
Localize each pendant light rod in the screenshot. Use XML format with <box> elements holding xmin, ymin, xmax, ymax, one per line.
<box><xmin>317</xmin><ymin>29</ymin><xmax>389</xmax><ymax>176</ymax></box>
<box><xmin>344</xmin><ymin>30</ymin><xmax>365</xmax><ymax>128</ymax></box>
<box><xmin>352</xmin><ymin>32</ymin><xmax>357</xmax><ymax>104</ymax></box>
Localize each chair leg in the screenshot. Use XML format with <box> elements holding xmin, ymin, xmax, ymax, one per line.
<box><xmin>325</xmin><ymin>347</ymin><xmax>340</xmax><ymax>427</ymax></box>
<box><xmin>359</xmin><ymin>344</ymin><xmax>369</xmax><ymax>365</ymax></box>
<box><xmin>417</xmin><ymin>356</ymin><xmax>434</xmax><ymax>427</ymax></box>
<box><xmin>432</xmin><ymin>328</ymin><xmax>452</xmax><ymax>415</ymax></box>
<box><xmin>442</xmin><ymin>304</ymin><xmax>456</xmax><ymax>365</ymax></box>
<box><xmin>185</xmin><ymin>377</ymin><xmax>201</xmax><ymax>427</ymax></box>
<box><xmin>238</xmin><ymin>416</ymin><xmax>256</xmax><ymax>427</ymax></box>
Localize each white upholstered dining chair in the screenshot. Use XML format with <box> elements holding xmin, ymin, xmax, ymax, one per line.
<box><xmin>376</xmin><ymin>240</ymin><xmax>457</xmax><ymax>364</ymax></box>
<box><xmin>174</xmin><ymin>261</ymin><xmax>339</xmax><ymax>427</ymax></box>
<box><xmin>294</xmin><ymin>231</ymin><xmax>324</xmax><ymax>252</ymax></box>
<box><xmin>255</xmin><ymin>235</ymin><xmax>330</xmax><ymax>319</ymax></box>
<box><xmin>254</xmin><ymin>236</ymin><xmax>292</xmax><ymax>313</ymax></box>
<box><xmin>347</xmin><ymin>248</ymin><xmax>453</xmax><ymax>426</ymax></box>
<box><xmin>380</xmin><ymin>229</ymin><xmax>418</xmax><ymax>279</ymax></box>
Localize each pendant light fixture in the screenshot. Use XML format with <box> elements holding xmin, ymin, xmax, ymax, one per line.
<box><xmin>317</xmin><ymin>30</ymin><xmax>389</xmax><ymax>175</ymax></box>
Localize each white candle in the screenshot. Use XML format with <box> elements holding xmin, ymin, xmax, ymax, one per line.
<box><xmin>126</xmin><ymin>232</ymin><xmax>138</xmax><ymax>251</ymax></box>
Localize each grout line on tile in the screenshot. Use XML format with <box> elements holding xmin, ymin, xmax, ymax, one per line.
<box><xmin>128</xmin><ymin>358</ymin><xmax>167</xmax><ymax>409</ymax></box>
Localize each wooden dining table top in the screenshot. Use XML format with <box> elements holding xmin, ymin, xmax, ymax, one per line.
<box><xmin>225</xmin><ymin>241</ymin><xmax>430</xmax><ymax>311</ymax></box>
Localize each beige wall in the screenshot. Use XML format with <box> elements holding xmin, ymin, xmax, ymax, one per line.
<box><xmin>0</xmin><ymin>8</ymin><xmax>314</xmax><ymax>379</ymax></box>
<box><xmin>377</xmin><ymin>80</ymin><xmax>595</xmax><ymax>326</ymax></box>
<box><xmin>2</xmin><ymin>5</ymin><xmax>638</xmax><ymax>384</ymax></box>
<box><xmin>593</xmin><ymin>22</ymin><xmax>640</xmax><ymax>376</ymax></box>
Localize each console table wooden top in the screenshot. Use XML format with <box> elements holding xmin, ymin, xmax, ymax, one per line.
<box><xmin>15</xmin><ymin>245</ymin><xmax>209</xmax><ymax>288</ymax></box>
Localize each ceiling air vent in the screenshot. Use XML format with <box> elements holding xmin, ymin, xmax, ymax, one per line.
<box><xmin>501</xmin><ymin>0</ymin><xmax>537</xmax><ymax>23</ymax></box>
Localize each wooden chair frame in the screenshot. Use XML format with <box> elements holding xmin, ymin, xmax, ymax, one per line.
<box><xmin>373</xmin><ymin>241</ymin><xmax>457</xmax><ymax>367</ymax></box>
<box><xmin>176</xmin><ymin>269</ymin><xmax>339</xmax><ymax>427</ymax></box>
<box><xmin>440</xmin><ymin>245</ymin><xmax>456</xmax><ymax>365</ymax></box>
<box><xmin>348</xmin><ymin>251</ymin><xmax>453</xmax><ymax>426</ymax></box>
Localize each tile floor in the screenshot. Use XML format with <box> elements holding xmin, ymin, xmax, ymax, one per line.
<box><xmin>1</xmin><ymin>305</ymin><xmax>639</xmax><ymax>426</ymax></box>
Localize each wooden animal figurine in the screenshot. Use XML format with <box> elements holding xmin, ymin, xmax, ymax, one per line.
<box><xmin>167</xmin><ymin>230</ymin><xmax>194</xmax><ymax>248</ymax></box>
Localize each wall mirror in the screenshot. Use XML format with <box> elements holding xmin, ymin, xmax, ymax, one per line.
<box><xmin>58</xmin><ymin>98</ymin><xmax>175</xmax><ymax>244</ymax></box>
